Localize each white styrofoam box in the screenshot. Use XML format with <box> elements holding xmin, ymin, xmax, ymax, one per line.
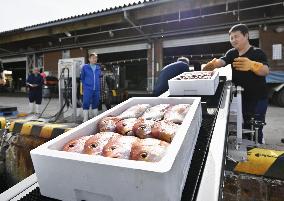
<box><xmin>215</xmin><ymin>64</ymin><xmax>232</xmax><ymax>81</ymax></box>
<box><xmin>31</xmin><ymin>97</ymin><xmax>202</xmax><ymax>201</ymax></box>
<box><xmin>168</xmin><ymin>71</ymin><xmax>219</xmax><ymax>95</ymax></box>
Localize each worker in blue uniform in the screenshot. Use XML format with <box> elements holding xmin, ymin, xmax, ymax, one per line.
<box><xmin>26</xmin><ymin>67</ymin><xmax>44</xmax><ymax>114</ymax></box>
<box><xmin>153</xmin><ymin>56</ymin><xmax>189</xmax><ymax>96</ymax></box>
<box><xmin>81</xmin><ymin>52</ymin><xmax>102</xmax><ymax>122</ymax></box>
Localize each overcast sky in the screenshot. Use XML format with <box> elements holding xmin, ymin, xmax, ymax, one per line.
<box><xmin>0</xmin><ymin>0</ymin><xmax>141</xmax><ymax>32</ymax></box>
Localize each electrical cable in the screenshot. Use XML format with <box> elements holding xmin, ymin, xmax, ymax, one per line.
<box><xmin>38</xmin><ymin>96</ymin><xmax>52</xmax><ymax>119</ymax></box>
<box><xmin>39</xmin><ymin>67</ymin><xmax>73</xmax><ymax>122</ymax></box>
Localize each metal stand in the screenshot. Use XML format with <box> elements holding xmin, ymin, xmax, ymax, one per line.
<box><xmin>248</xmin><ymin>118</ymin><xmax>266</xmax><ymax>146</ymax></box>
<box><xmin>58</xmin><ymin>58</ymin><xmax>84</xmax><ymax>123</ymax></box>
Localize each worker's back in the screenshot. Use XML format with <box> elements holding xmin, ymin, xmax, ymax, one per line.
<box><xmin>153</xmin><ymin>61</ymin><xmax>189</xmax><ymax>96</ymax></box>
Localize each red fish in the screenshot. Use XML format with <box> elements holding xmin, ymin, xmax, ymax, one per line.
<box><xmin>63</xmin><ymin>135</ymin><xmax>93</xmax><ymax>153</ymax></box>
<box><xmin>97</xmin><ymin>116</ymin><xmax>122</xmax><ymax>132</ymax></box>
<box><xmin>164</xmin><ymin>104</ymin><xmax>190</xmax><ymax>124</ymax></box>
<box><xmin>133</xmin><ymin>118</ymin><xmax>155</xmax><ymax>139</ymax></box>
<box><xmin>115</xmin><ymin>118</ymin><xmax>138</xmax><ymax>136</ymax></box>
<box><xmin>118</xmin><ymin>104</ymin><xmax>150</xmax><ymax>119</ymax></box>
<box><xmin>176</xmin><ymin>72</ymin><xmax>213</xmax><ymax>80</ymax></box>
<box><xmin>141</xmin><ymin>104</ymin><xmax>170</xmax><ymax>120</ymax></box>
<box><xmin>151</xmin><ymin>120</ymin><xmax>180</xmax><ymax>143</ymax></box>
<box><xmin>83</xmin><ymin>132</ymin><xmax>120</xmax><ymax>155</ymax></box>
<box><xmin>130</xmin><ymin>138</ymin><xmax>169</xmax><ymax>162</ymax></box>
<box><xmin>102</xmin><ymin>135</ymin><xmax>138</xmax><ymax>159</ymax></box>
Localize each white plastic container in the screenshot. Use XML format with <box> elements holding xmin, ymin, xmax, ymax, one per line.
<box><xmin>168</xmin><ymin>71</ymin><xmax>219</xmax><ymax>95</ymax></box>
<box><xmin>31</xmin><ymin>97</ymin><xmax>202</xmax><ymax>201</ymax></box>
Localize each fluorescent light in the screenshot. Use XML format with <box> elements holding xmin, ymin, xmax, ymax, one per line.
<box><xmin>64</xmin><ymin>32</ymin><xmax>72</xmax><ymax>37</ymax></box>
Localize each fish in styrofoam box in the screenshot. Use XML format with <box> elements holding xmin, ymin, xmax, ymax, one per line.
<box><xmin>164</xmin><ymin>104</ymin><xmax>191</xmax><ymax>124</ymax></box>
<box><xmin>133</xmin><ymin>118</ymin><xmax>156</xmax><ymax>139</ymax></box>
<box><xmin>84</xmin><ymin>132</ymin><xmax>120</xmax><ymax>155</ymax></box>
<box><xmin>141</xmin><ymin>104</ymin><xmax>170</xmax><ymax>120</ymax></box>
<box><xmin>133</xmin><ymin>118</ymin><xmax>179</xmax><ymax>143</ymax></box>
<box><xmin>168</xmin><ymin>71</ymin><xmax>219</xmax><ymax>95</ymax></box>
<box><xmin>31</xmin><ymin>97</ymin><xmax>202</xmax><ymax>201</ymax></box>
<box><xmin>97</xmin><ymin>116</ymin><xmax>122</xmax><ymax>132</ymax></box>
<box><xmin>63</xmin><ymin>135</ymin><xmax>93</xmax><ymax>153</ymax></box>
<box><xmin>130</xmin><ymin>138</ymin><xmax>169</xmax><ymax>162</ymax></box>
<box><xmin>102</xmin><ymin>135</ymin><xmax>138</xmax><ymax>159</ymax></box>
<box><xmin>175</xmin><ymin>71</ymin><xmax>213</xmax><ymax>80</ymax></box>
<box><xmin>118</xmin><ymin>104</ymin><xmax>150</xmax><ymax>119</ymax></box>
<box><xmin>115</xmin><ymin>118</ymin><xmax>138</xmax><ymax>136</ymax></box>
<box><xmin>151</xmin><ymin>120</ymin><xmax>180</xmax><ymax>143</ymax></box>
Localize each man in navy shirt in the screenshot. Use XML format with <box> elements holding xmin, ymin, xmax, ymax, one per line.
<box><xmin>203</xmin><ymin>24</ymin><xmax>269</xmax><ymax>143</ymax></box>
<box><xmin>153</xmin><ymin>57</ymin><xmax>189</xmax><ymax>96</ymax></box>
<box><xmin>26</xmin><ymin>67</ymin><xmax>44</xmax><ymax>114</ymax></box>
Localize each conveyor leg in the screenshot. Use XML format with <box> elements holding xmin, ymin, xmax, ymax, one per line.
<box><xmin>236</xmin><ymin>86</ymin><xmax>243</xmax><ymax>144</ymax></box>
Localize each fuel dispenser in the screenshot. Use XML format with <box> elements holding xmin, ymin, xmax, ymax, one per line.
<box><xmin>57</xmin><ymin>57</ymin><xmax>84</xmax><ymax>123</ymax></box>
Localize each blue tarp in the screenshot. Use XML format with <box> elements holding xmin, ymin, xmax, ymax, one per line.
<box><xmin>266</xmin><ymin>71</ymin><xmax>284</xmax><ymax>83</ymax></box>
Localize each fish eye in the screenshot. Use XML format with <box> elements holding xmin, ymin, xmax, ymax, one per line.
<box><xmin>140</xmin><ymin>125</ymin><xmax>146</xmax><ymax>129</ymax></box>
<box><xmin>140</xmin><ymin>152</ymin><xmax>148</xmax><ymax>158</ymax></box>
<box><xmin>91</xmin><ymin>143</ymin><xmax>97</xmax><ymax>148</ymax></box>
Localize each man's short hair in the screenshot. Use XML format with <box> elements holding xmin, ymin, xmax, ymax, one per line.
<box><xmin>89</xmin><ymin>52</ymin><xmax>97</xmax><ymax>57</ymax></box>
<box><xmin>229</xmin><ymin>24</ymin><xmax>249</xmax><ymax>36</ymax></box>
<box><xmin>177</xmin><ymin>56</ymin><xmax>189</xmax><ymax>65</ymax></box>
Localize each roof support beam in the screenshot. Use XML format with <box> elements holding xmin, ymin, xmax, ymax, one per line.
<box><xmin>0</xmin><ymin>14</ymin><xmax>124</xmax><ymax>44</ymax></box>
<box><xmin>123</xmin><ymin>11</ymin><xmax>152</xmax><ymax>43</ymax></box>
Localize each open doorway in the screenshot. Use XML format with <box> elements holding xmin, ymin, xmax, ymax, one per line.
<box><xmin>98</xmin><ymin>49</ymin><xmax>147</xmax><ymax>91</ymax></box>
<box><xmin>3</xmin><ymin>61</ymin><xmax>26</xmax><ymax>92</ymax></box>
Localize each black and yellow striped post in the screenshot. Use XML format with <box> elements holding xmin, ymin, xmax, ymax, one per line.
<box><xmin>9</xmin><ymin>119</ymin><xmax>72</xmax><ymax>139</ymax></box>
<box><xmin>3</xmin><ymin>119</ymin><xmax>73</xmax><ymax>184</ymax></box>
<box><xmin>0</xmin><ymin>117</ymin><xmax>5</xmax><ymax>129</ymax></box>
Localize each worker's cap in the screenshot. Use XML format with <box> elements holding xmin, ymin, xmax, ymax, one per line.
<box><xmin>89</xmin><ymin>52</ymin><xmax>98</xmax><ymax>57</ymax></box>
<box><xmin>177</xmin><ymin>56</ymin><xmax>189</xmax><ymax>65</ymax></box>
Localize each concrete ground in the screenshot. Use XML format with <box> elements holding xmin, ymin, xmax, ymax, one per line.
<box><xmin>263</xmin><ymin>104</ymin><xmax>284</xmax><ymax>145</ymax></box>
<box><xmin>0</xmin><ymin>96</ymin><xmax>284</xmax><ymax>146</ymax></box>
<box><xmin>0</xmin><ymin>96</ymin><xmax>110</xmax><ymax>125</ymax></box>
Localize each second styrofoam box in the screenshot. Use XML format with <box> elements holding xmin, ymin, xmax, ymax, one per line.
<box><xmin>168</xmin><ymin>71</ymin><xmax>219</xmax><ymax>95</ymax></box>
<box><xmin>31</xmin><ymin>97</ymin><xmax>202</xmax><ymax>201</ymax></box>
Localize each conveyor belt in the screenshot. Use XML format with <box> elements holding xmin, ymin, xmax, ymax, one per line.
<box><xmin>181</xmin><ymin>76</ymin><xmax>227</xmax><ymax>201</ymax></box>
<box><xmin>7</xmin><ymin>77</ymin><xmax>228</xmax><ymax>201</ymax></box>
<box><xmin>18</xmin><ymin>187</ymin><xmax>59</xmax><ymax>201</ymax></box>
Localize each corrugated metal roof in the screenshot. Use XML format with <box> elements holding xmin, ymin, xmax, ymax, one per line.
<box><xmin>0</xmin><ymin>0</ymin><xmax>160</xmax><ymax>35</ymax></box>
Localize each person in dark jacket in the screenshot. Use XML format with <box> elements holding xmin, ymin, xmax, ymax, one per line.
<box><xmin>153</xmin><ymin>57</ymin><xmax>189</xmax><ymax>96</ymax></box>
<box><xmin>81</xmin><ymin>52</ymin><xmax>102</xmax><ymax>122</ymax></box>
<box><xmin>26</xmin><ymin>67</ymin><xmax>44</xmax><ymax>114</ymax></box>
<box><xmin>203</xmin><ymin>24</ymin><xmax>269</xmax><ymax>144</ymax></box>
<box><xmin>104</xmin><ymin>72</ymin><xmax>116</xmax><ymax>110</ymax></box>
<box><xmin>0</xmin><ymin>61</ymin><xmax>5</xmax><ymax>86</ymax></box>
